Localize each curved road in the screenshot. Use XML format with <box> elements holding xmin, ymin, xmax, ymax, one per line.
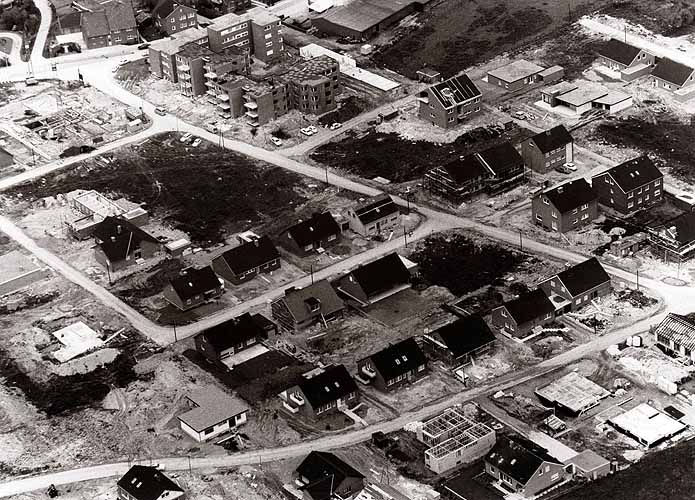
<box><xmin>30</xmin><ymin>0</ymin><xmax>51</xmax><ymax>63</ymax></box>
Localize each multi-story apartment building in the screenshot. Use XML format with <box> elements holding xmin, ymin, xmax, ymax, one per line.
<box><xmin>147</xmin><ymin>27</ymin><xmax>208</xmax><ymax>81</ymax></box>
<box><xmin>249</xmin><ymin>10</ymin><xmax>283</xmax><ymax>63</ymax></box>
<box><xmin>206</xmin><ymin>7</ymin><xmax>282</xmax><ymax>63</ymax></box>
<box><xmin>152</xmin><ymin>0</ymin><xmax>198</xmax><ymax>36</ymax></box>
<box><xmin>205</xmin><ymin>73</ymin><xmax>254</xmax><ymax>119</ymax></box>
<box><xmin>175</xmin><ymin>41</ymin><xmax>249</xmax><ymax>96</ymax></box>
<box><xmin>242</xmin><ymin>79</ymin><xmax>289</xmax><ymax>126</ymax></box>
<box><xmin>417</xmin><ymin>74</ymin><xmax>482</xmax><ymax>128</ymax></box>
<box><xmin>283</xmin><ymin>55</ymin><xmax>340</xmax><ymax>115</ymax></box>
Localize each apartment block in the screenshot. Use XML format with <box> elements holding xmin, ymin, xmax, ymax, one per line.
<box><xmin>175</xmin><ymin>42</ymin><xmax>249</xmax><ymax>96</ymax></box>
<box><xmin>283</xmin><ymin>55</ymin><xmax>340</xmax><ymax>115</ymax></box>
<box><xmin>205</xmin><ymin>74</ymin><xmax>254</xmax><ymax>119</ymax></box>
<box><xmin>147</xmin><ymin>27</ymin><xmax>208</xmax><ymax>81</ymax></box>
<box><xmin>206</xmin><ymin>8</ymin><xmax>282</xmax><ymax>62</ymax></box>
<box><xmin>242</xmin><ymin>80</ymin><xmax>289</xmax><ymax>126</ymax></box>
<box><xmin>249</xmin><ymin>10</ymin><xmax>283</xmax><ymax>63</ymax></box>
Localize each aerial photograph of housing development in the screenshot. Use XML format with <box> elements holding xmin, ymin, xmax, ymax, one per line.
<box><xmin>3</xmin><ymin>0</ymin><xmax>695</xmax><ymax>499</ymax></box>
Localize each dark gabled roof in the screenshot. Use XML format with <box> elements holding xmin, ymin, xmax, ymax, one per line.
<box><xmin>432</xmin><ymin>315</ymin><xmax>496</xmax><ymax>358</ymax></box>
<box><xmin>529</xmin><ymin>125</ymin><xmax>573</xmax><ymax>154</ymax></box>
<box><xmin>485</xmin><ymin>436</ymin><xmax>560</xmax><ymax>485</ymax></box>
<box><xmin>658</xmin><ymin>211</ymin><xmax>695</xmax><ymax>244</ymax></box>
<box><xmin>169</xmin><ymin>266</ymin><xmax>220</xmax><ymax>301</ymax></box>
<box><xmin>103</xmin><ymin>0</ymin><xmax>136</xmax><ymax>31</ymax></box>
<box><xmin>554</xmin><ymin>258</ymin><xmax>610</xmax><ymax>297</ymax></box>
<box><xmin>500</xmin><ymin>289</ymin><xmax>555</xmax><ymax>326</ymax></box>
<box><xmin>367</xmin><ymin>337</ymin><xmax>426</xmax><ymax>381</ymax></box>
<box><xmin>286</xmin><ymin>212</ymin><xmax>340</xmax><ymax>247</ymax></box>
<box><xmin>196</xmin><ymin>312</ymin><xmax>269</xmax><ymax>351</ymax></box>
<box><xmin>652</xmin><ymin>57</ymin><xmax>695</xmax><ymax>86</ymax></box>
<box><xmin>81</xmin><ymin>10</ymin><xmax>110</xmax><ymax>37</ymax></box>
<box><xmin>477</xmin><ymin>142</ymin><xmax>524</xmax><ymax>176</ymax></box>
<box><xmin>439</xmin><ymin>154</ymin><xmax>491</xmax><ymax>185</ymax></box>
<box><xmin>598</xmin><ymin>39</ymin><xmax>642</xmax><ymax>66</ymax></box>
<box><xmin>213</xmin><ymin>235</ymin><xmax>279</xmax><ymax>275</ymax></box>
<box><xmin>430</xmin><ymin>74</ymin><xmax>481</xmax><ymax>108</ymax></box>
<box><xmin>298</xmin><ymin>364</ymin><xmax>358</xmax><ymax>408</ymax></box>
<box><xmin>152</xmin><ymin>0</ymin><xmax>178</xmax><ymax>18</ymax></box>
<box><xmin>540</xmin><ymin>178</ymin><xmax>597</xmax><ymax>214</ymax></box>
<box><xmin>297</xmin><ymin>451</ymin><xmax>364</xmax><ymax>500</ymax></box>
<box><xmin>353</xmin><ymin>194</ymin><xmax>399</xmax><ymax>225</ymax></box>
<box><xmin>346</xmin><ymin>252</ymin><xmax>411</xmax><ymax>299</ymax></box>
<box><xmin>281</xmin><ymin>280</ymin><xmax>345</xmax><ymax>324</ymax></box>
<box><xmin>597</xmin><ymin>156</ymin><xmax>663</xmax><ymax>192</ymax></box>
<box><xmin>117</xmin><ymin>466</ymin><xmax>183</xmax><ymax>500</ymax></box>
<box><xmin>93</xmin><ymin>216</ymin><xmax>159</xmax><ymax>263</ymax></box>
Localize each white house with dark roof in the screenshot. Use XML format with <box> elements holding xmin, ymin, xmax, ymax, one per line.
<box><xmin>531</xmin><ymin>178</ymin><xmax>598</xmax><ymax>233</ymax></box>
<box><xmin>356</xmin><ymin>337</ymin><xmax>428</xmax><ymax>391</ymax></box>
<box><xmin>538</xmin><ymin>258</ymin><xmax>611</xmax><ymax>314</ymax></box>
<box><xmin>520</xmin><ymin>125</ymin><xmax>574</xmax><ymax>173</ymax></box>
<box><xmin>117</xmin><ymin>466</ymin><xmax>184</xmax><ymax>500</ymax></box>
<box><xmin>334</xmin><ymin>252</ymin><xmax>411</xmax><ymax>307</ymax></box>
<box><xmin>651</xmin><ymin>57</ymin><xmax>695</xmax><ymax>92</ymax></box>
<box><xmin>346</xmin><ymin>194</ymin><xmax>400</xmax><ymax>237</ymax></box>
<box><xmin>591</xmin><ymin>155</ymin><xmax>664</xmax><ymax>215</ymax></box>
<box><xmin>417</xmin><ymin>73</ymin><xmax>482</xmax><ymax>128</ymax></box>
<box><xmin>178</xmin><ymin>387</ymin><xmax>249</xmax><ymax>442</ymax></box>
<box><xmin>596</xmin><ymin>38</ymin><xmax>655</xmax><ymax>81</ymax></box>
<box><xmin>271</xmin><ymin>280</ymin><xmax>345</xmax><ymax>332</ymax></box>
<box><xmin>490</xmin><ymin>289</ymin><xmax>556</xmax><ymax>341</ymax></box>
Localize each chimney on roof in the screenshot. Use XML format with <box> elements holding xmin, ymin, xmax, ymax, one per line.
<box><xmin>557</xmin><ymin>186</ymin><xmax>563</xmax><ymax>194</ymax></box>
<box><xmin>117</xmin><ymin>224</ymin><xmax>122</xmax><ymax>234</ymax></box>
<box><xmin>254</xmin><ymin>238</ymin><xmax>259</xmax><ymax>247</ymax></box>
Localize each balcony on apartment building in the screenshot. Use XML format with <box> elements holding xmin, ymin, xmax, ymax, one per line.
<box><xmin>245</xmin><ymin>111</ymin><xmax>259</xmax><ymax>127</ymax></box>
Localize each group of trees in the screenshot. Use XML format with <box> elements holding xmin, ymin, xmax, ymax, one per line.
<box><xmin>668</xmin><ymin>0</ymin><xmax>695</xmax><ymax>30</ymax></box>
<box><xmin>0</xmin><ymin>0</ymin><xmax>40</xmax><ymax>33</ymax></box>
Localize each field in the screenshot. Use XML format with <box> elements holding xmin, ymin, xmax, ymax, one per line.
<box><xmin>370</xmin><ymin>0</ymin><xmax>612</xmax><ymax>78</ymax></box>
<box><xmin>311</xmin><ymin>123</ymin><xmax>533</xmax><ymax>183</ymax></box>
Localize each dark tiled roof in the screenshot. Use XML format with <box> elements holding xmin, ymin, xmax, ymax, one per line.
<box><xmin>433</xmin><ymin>315</ymin><xmax>496</xmax><ymax>358</ymax></box>
<box><xmin>477</xmin><ymin>142</ymin><xmax>524</xmax><ymax>176</ymax></box>
<box><xmin>298</xmin><ymin>364</ymin><xmax>358</xmax><ymax>408</ymax></box>
<box><xmin>440</xmin><ymin>154</ymin><xmax>490</xmax><ymax>185</ymax></box>
<box><xmin>81</xmin><ymin>10</ymin><xmax>110</xmax><ymax>37</ymax></box>
<box><xmin>196</xmin><ymin>312</ymin><xmax>270</xmax><ymax>351</ymax></box>
<box><xmin>117</xmin><ymin>466</ymin><xmax>183</xmax><ymax>500</ymax></box>
<box><xmin>540</xmin><ymin>178</ymin><xmax>597</xmax><ymax>214</ymax></box>
<box><xmin>554</xmin><ymin>258</ymin><xmax>610</xmax><ymax>297</ymax></box>
<box><xmin>213</xmin><ymin>235</ymin><xmax>279</xmax><ymax>275</ymax></box>
<box><xmin>598</xmin><ymin>39</ymin><xmax>642</xmax><ymax>66</ymax></box>
<box><xmin>367</xmin><ymin>337</ymin><xmax>426</xmax><ymax>381</ymax></box>
<box><xmin>152</xmin><ymin>0</ymin><xmax>177</xmax><ymax>18</ymax></box>
<box><xmin>104</xmin><ymin>0</ymin><xmax>136</xmax><ymax>31</ymax></box>
<box><xmin>485</xmin><ymin>436</ymin><xmax>560</xmax><ymax>485</ymax></box>
<box><xmin>282</xmin><ymin>280</ymin><xmax>345</xmax><ymax>324</ymax></box>
<box><xmin>529</xmin><ymin>125</ymin><xmax>573</xmax><ymax>154</ymax></box>
<box><xmin>94</xmin><ymin>216</ymin><xmax>159</xmax><ymax>263</ymax></box>
<box><xmin>430</xmin><ymin>74</ymin><xmax>481</xmax><ymax>107</ymax></box>
<box><xmin>597</xmin><ymin>155</ymin><xmax>663</xmax><ymax>192</ymax></box>
<box><xmin>652</xmin><ymin>57</ymin><xmax>695</xmax><ymax>86</ymax></box>
<box><xmin>500</xmin><ymin>289</ymin><xmax>555</xmax><ymax>326</ymax></box>
<box><xmin>297</xmin><ymin>451</ymin><xmax>364</xmax><ymax>500</ymax></box>
<box><xmin>169</xmin><ymin>266</ymin><xmax>220</xmax><ymax>301</ymax></box>
<box><xmin>659</xmin><ymin>211</ymin><xmax>695</xmax><ymax>244</ymax></box>
<box><xmin>345</xmin><ymin>252</ymin><xmax>410</xmax><ymax>299</ymax></box>
<box><xmin>286</xmin><ymin>212</ymin><xmax>340</xmax><ymax>247</ymax></box>
<box><xmin>353</xmin><ymin>194</ymin><xmax>399</xmax><ymax>225</ymax></box>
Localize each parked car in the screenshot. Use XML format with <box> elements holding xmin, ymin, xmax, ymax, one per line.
<box><xmin>138</xmin><ymin>43</ymin><xmax>150</xmax><ymax>50</ymax></box>
<box><xmin>270</xmin><ymin>136</ymin><xmax>283</xmax><ymax>146</ymax></box>
<box><xmin>564</xmin><ymin>162</ymin><xmax>577</xmax><ymax>172</ymax></box>
<box><xmin>205</xmin><ymin>122</ymin><xmax>219</xmax><ymax>133</ymax></box>
<box><xmin>191</xmin><ymin>138</ymin><xmax>202</xmax><ymax>147</ymax></box>
<box><xmin>555</xmin><ymin>164</ymin><xmax>572</xmax><ymax>174</ymax></box>
<box><xmin>307</xmin><ymin>125</ymin><xmax>318</xmax><ymax>134</ymax></box>
<box><xmin>329</xmin><ymin>122</ymin><xmax>342</xmax><ymax>130</ymax></box>
<box><xmin>300</xmin><ymin>127</ymin><xmax>314</xmax><ymax>136</ymax></box>
<box><xmin>154</xmin><ymin>107</ymin><xmax>167</xmax><ymax>116</ymax></box>
<box><xmin>512</xmin><ymin>111</ymin><xmax>527</xmax><ymax>120</ymax></box>
<box><xmin>180</xmin><ymin>133</ymin><xmax>193</xmax><ymax>143</ymax></box>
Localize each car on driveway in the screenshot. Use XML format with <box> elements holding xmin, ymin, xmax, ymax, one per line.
<box><xmin>329</xmin><ymin>122</ymin><xmax>342</xmax><ymax>130</ymax></box>
<box><xmin>191</xmin><ymin>138</ymin><xmax>202</xmax><ymax>147</ymax></box>
<box><xmin>300</xmin><ymin>127</ymin><xmax>314</xmax><ymax>136</ymax></box>
<box><xmin>308</xmin><ymin>125</ymin><xmax>318</xmax><ymax>134</ymax></box>
<box><xmin>138</xmin><ymin>43</ymin><xmax>150</xmax><ymax>50</ymax></box>
<box><xmin>180</xmin><ymin>133</ymin><xmax>193</xmax><ymax>143</ymax></box>
<box><xmin>563</xmin><ymin>162</ymin><xmax>577</xmax><ymax>172</ymax></box>
<box><xmin>555</xmin><ymin>164</ymin><xmax>572</xmax><ymax>174</ymax></box>
<box><xmin>270</xmin><ymin>136</ymin><xmax>283</xmax><ymax>146</ymax></box>
<box><xmin>154</xmin><ymin>107</ymin><xmax>167</xmax><ymax>116</ymax></box>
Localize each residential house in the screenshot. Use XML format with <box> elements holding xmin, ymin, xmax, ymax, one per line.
<box><xmin>116</xmin><ymin>466</ymin><xmax>184</xmax><ymax>500</ymax></box>
<box><xmin>654</xmin><ymin>312</ymin><xmax>695</xmax><ymax>362</ymax></box>
<box><xmin>295</xmin><ymin>451</ymin><xmax>365</xmax><ymax>500</ymax></box>
<box><xmin>520</xmin><ymin>125</ymin><xmax>573</xmax><ymax>174</ymax></box>
<box><xmin>540</xmin><ymin>81</ymin><xmax>632</xmax><ymax>114</ymax></box>
<box><xmin>281</xmin><ymin>212</ymin><xmax>341</xmax><ymax>256</ymax></box>
<box><xmin>194</xmin><ymin>312</ymin><xmax>276</xmax><ymax>363</ymax></box>
<box><xmin>591</xmin><ymin>155</ymin><xmax>664</xmax><ymax>215</ymax></box>
<box><xmin>163</xmin><ymin>266</ymin><xmax>224</xmax><ymax>311</ymax></box>
<box><xmin>357</xmin><ymin>337</ymin><xmax>428</xmax><ymax>391</ymax></box>
<box><xmin>423</xmin><ymin>315</ymin><xmax>496</xmax><ymax>367</ymax></box>
<box><xmin>490</xmin><ymin>289</ymin><xmax>556</xmax><ymax>341</ymax></box>
<box><xmin>334</xmin><ymin>252</ymin><xmax>411</xmax><ymax>307</ymax></box>
<box><xmin>282</xmin><ymin>55</ymin><xmax>340</xmax><ymax>115</ymax></box>
<box><xmin>92</xmin><ymin>216</ymin><xmax>160</xmax><ymax>271</ymax></box>
<box><xmin>80</xmin><ymin>0</ymin><xmax>138</xmax><ymax>49</ymax></box>
<box><xmin>152</xmin><ymin>0</ymin><xmax>198</xmax><ymax>36</ymax></box>
<box><xmin>538</xmin><ymin>258</ymin><xmax>611</xmax><ymax>315</ymax></box>
<box><xmin>597</xmin><ymin>38</ymin><xmax>655</xmax><ymax>81</ymax></box>
<box><xmin>564</xmin><ymin>450</ymin><xmax>611</xmax><ymax>481</ymax></box>
<box><xmin>651</xmin><ymin>57</ymin><xmax>695</xmax><ymax>92</ymax></box>
<box><xmin>417</xmin><ymin>74</ymin><xmax>482</xmax><ymax>128</ymax></box>
<box><xmin>0</xmin><ymin>146</ymin><xmax>14</xmax><ymax>168</ymax></box>
<box><xmin>346</xmin><ymin>193</ymin><xmax>400</xmax><ymax>237</ymax></box>
<box><xmin>648</xmin><ymin>211</ymin><xmax>695</xmax><ymax>260</ymax></box>
<box><xmin>484</xmin><ymin>436</ymin><xmax>566</xmax><ymax>498</ymax></box>
<box><xmin>212</xmin><ymin>235</ymin><xmax>280</xmax><ymax>285</ymax></box>
<box><xmin>424</xmin><ymin>142</ymin><xmax>525</xmax><ymax>202</ymax></box>
<box><xmin>487</xmin><ymin>60</ymin><xmax>562</xmax><ymax>92</ymax></box>
<box><xmin>531</xmin><ymin>178</ymin><xmax>598</xmax><ymax>233</ymax></box>
<box><xmin>279</xmin><ymin>364</ymin><xmax>359</xmax><ymax>419</ymax></box>
<box><xmin>178</xmin><ymin>387</ymin><xmax>249</xmax><ymax>442</ymax></box>
<box><xmin>271</xmin><ymin>280</ymin><xmax>345</xmax><ymax>332</ymax></box>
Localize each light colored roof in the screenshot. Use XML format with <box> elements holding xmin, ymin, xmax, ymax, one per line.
<box><xmin>593</xmin><ymin>90</ymin><xmax>631</xmax><ymax>105</ymax></box>
<box><xmin>536</xmin><ymin>372</ymin><xmax>610</xmax><ymax>414</ymax></box>
<box><xmin>310</xmin><ymin>0</ymin><xmax>334</xmax><ymax>13</ymax></box>
<box><xmin>52</xmin><ymin>322</ymin><xmax>104</xmax><ymax>363</ymax></box>
<box><xmin>566</xmin><ymin>449</ymin><xmax>609</xmax><ymax>471</ymax></box>
<box><xmin>179</xmin><ymin>387</ymin><xmax>249</xmax><ymax>431</ymax></box>
<box><xmin>149</xmin><ymin>27</ymin><xmax>207</xmax><ymax>55</ymax></box>
<box><xmin>208</xmin><ymin>6</ymin><xmax>278</xmax><ymax>29</ymax></box>
<box><xmin>0</xmin><ymin>250</ymin><xmax>42</xmax><ymax>284</ymax></box>
<box><xmin>487</xmin><ymin>59</ymin><xmax>544</xmax><ymax>83</ymax></box>
<box><xmin>609</xmin><ymin>403</ymin><xmax>686</xmax><ymax>446</ymax></box>
<box><xmin>555</xmin><ymin>85</ymin><xmax>608</xmax><ymax>106</ymax></box>
<box><xmin>541</xmin><ymin>81</ymin><xmax>578</xmax><ymax>96</ymax></box>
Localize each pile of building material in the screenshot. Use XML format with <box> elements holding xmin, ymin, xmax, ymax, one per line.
<box><xmin>52</xmin><ymin>321</ymin><xmax>105</xmax><ymax>362</ymax></box>
<box><xmin>618</xmin><ymin>346</ymin><xmax>695</xmax><ymax>391</ymax></box>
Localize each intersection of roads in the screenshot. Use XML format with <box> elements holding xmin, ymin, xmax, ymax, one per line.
<box><xmin>0</xmin><ymin>7</ymin><xmax>693</xmax><ymax>496</ymax></box>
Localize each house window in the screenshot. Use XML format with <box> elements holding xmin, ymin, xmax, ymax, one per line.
<box><xmin>581</xmin><ymin>204</ymin><xmax>589</xmax><ymax>210</ymax></box>
<box><xmin>638</xmin><ymin>198</ymin><xmax>642</xmax><ymax>204</ymax></box>
<box><xmin>654</xmin><ymin>180</ymin><xmax>661</xmax><ymax>186</ymax></box>
<box><xmin>628</xmin><ymin>202</ymin><xmax>634</xmax><ymax>209</ymax></box>
<box><xmin>572</xmin><ymin>208</ymin><xmax>578</xmax><ymax>214</ymax></box>
<box><xmin>645</xmin><ymin>194</ymin><xmax>650</xmax><ymax>201</ymax></box>
<box><xmin>536</xmin><ymin>214</ymin><xmax>543</xmax><ymax>222</ymax></box>
<box><xmin>581</xmin><ymin>213</ymin><xmax>589</xmax><ymax>220</ymax></box>
<box><xmin>573</xmin><ymin>219</ymin><xmax>578</xmax><ymax>225</ymax></box>
<box><xmin>551</xmin><ymin>211</ymin><xmax>557</xmax><ymax>219</ymax></box>
<box><xmin>542</xmin><ymin>198</ymin><xmax>549</xmax><ymax>205</ymax></box>
<box><xmin>303</xmin><ymin>244</ymin><xmax>313</xmax><ymax>251</ymax></box>
<box><xmin>627</xmin><ymin>191</ymin><xmax>634</xmax><ymax>199</ymax></box>
<box><xmin>655</xmin><ymin>189</ymin><xmax>660</xmax><ymax>196</ymax></box>
<box><xmin>604</xmin><ymin>177</ymin><xmax>609</xmax><ymax>183</ymax></box>
<box><xmin>501</xmin><ymin>309</ymin><xmax>507</xmax><ymax>317</ymax></box>
<box><xmin>327</xmin><ymin>234</ymin><xmax>337</xmax><ymax>242</ymax></box>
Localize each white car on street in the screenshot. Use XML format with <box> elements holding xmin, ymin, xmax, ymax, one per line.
<box><xmin>300</xmin><ymin>127</ymin><xmax>315</xmax><ymax>136</ymax></box>
<box><xmin>180</xmin><ymin>133</ymin><xmax>193</xmax><ymax>143</ymax></box>
<box><xmin>270</xmin><ymin>136</ymin><xmax>283</xmax><ymax>146</ymax></box>
<box><xmin>191</xmin><ymin>138</ymin><xmax>202</xmax><ymax>147</ymax></box>
<box><xmin>329</xmin><ymin>122</ymin><xmax>342</xmax><ymax>130</ymax></box>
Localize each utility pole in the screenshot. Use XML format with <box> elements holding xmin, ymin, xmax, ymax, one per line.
<box><xmin>405</xmin><ymin>187</ymin><xmax>411</xmax><ymax>214</ymax></box>
<box><xmin>187</xmin><ymin>454</ymin><xmax>191</xmax><ymax>473</ymax></box>
<box><xmin>310</xmin><ymin>263</ymin><xmax>314</xmax><ymax>285</ymax></box>
<box><xmin>636</xmin><ymin>268</ymin><xmax>639</xmax><ymax>291</ymax></box>
<box><xmin>173</xmin><ymin>322</ymin><xmax>178</xmax><ymax>342</ymax></box>
<box><xmin>518</xmin><ymin>228</ymin><xmax>523</xmax><ymax>251</ymax></box>
<box><xmin>106</xmin><ymin>262</ymin><xmax>112</xmax><ymax>285</ymax></box>
<box><xmin>325</xmin><ymin>165</ymin><xmax>329</xmax><ymax>184</ymax></box>
<box><xmin>403</xmin><ymin>226</ymin><xmax>408</xmax><ymax>248</ymax></box>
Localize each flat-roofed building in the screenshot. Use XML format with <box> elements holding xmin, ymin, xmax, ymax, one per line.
<box><xmin>282</xmin><ymin>55</ymin><xmax>340</xmax><ymax>115</ymax></box>
<box><xmin>608</xmin><ymin>403</ymin><xmax>686</xmax><ymax>448</ymax></box>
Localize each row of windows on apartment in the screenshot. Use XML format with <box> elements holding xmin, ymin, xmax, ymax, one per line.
<box><xmin>172</xmin><ymin>13</ymin><xmax>196</xmax><ymax>21</ymax></box>
<box><xmin>223</xmin><ymin>31</ymin><xmax>248</xmax><ymax>42</ymax></box>
<box><xmin>302</xmin><ymin>234</ymin><xmax>336</xmax><ymax>251</ymax></box>
<box><xmin>170</xmin><ymin>21</ymin><xmax>196</xmax><ymax>32</ymax></box>
<box><xmin>542</xmin><ymin>198</ymin><xmax>590</xmax><ymax>213</ymax></box>
<box><xmin>110</xmin><ymin>34</ymin><xmax>137</xmax><ymax>42</ymax></box>
<box><xmin>536</xmin><ymin>213</ymin><xmax>590</xmax><ymax>225</ymax></box>
<box><xmin>604</xmin><ymin>177</ymin><xmax>660</xmax><ymax>190</ymax></box>
<box><xmin>543</xmin><ymin>147</ymin><xmax>565</xmax><ymax>157</ymax></box>
<box><xmin>386</xmin><ymin>365</ymin><xmax>426</xmax><ymax>386</ymax></box>
<box><xmin>366</xmin><ymin>216</ymin><xmax>399</xmax><ymax>231</ymax></box>
<box><xmin>618</xmin><ymin>191</ymin><xmax>660</xmax><ymax>208</ymax></box>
